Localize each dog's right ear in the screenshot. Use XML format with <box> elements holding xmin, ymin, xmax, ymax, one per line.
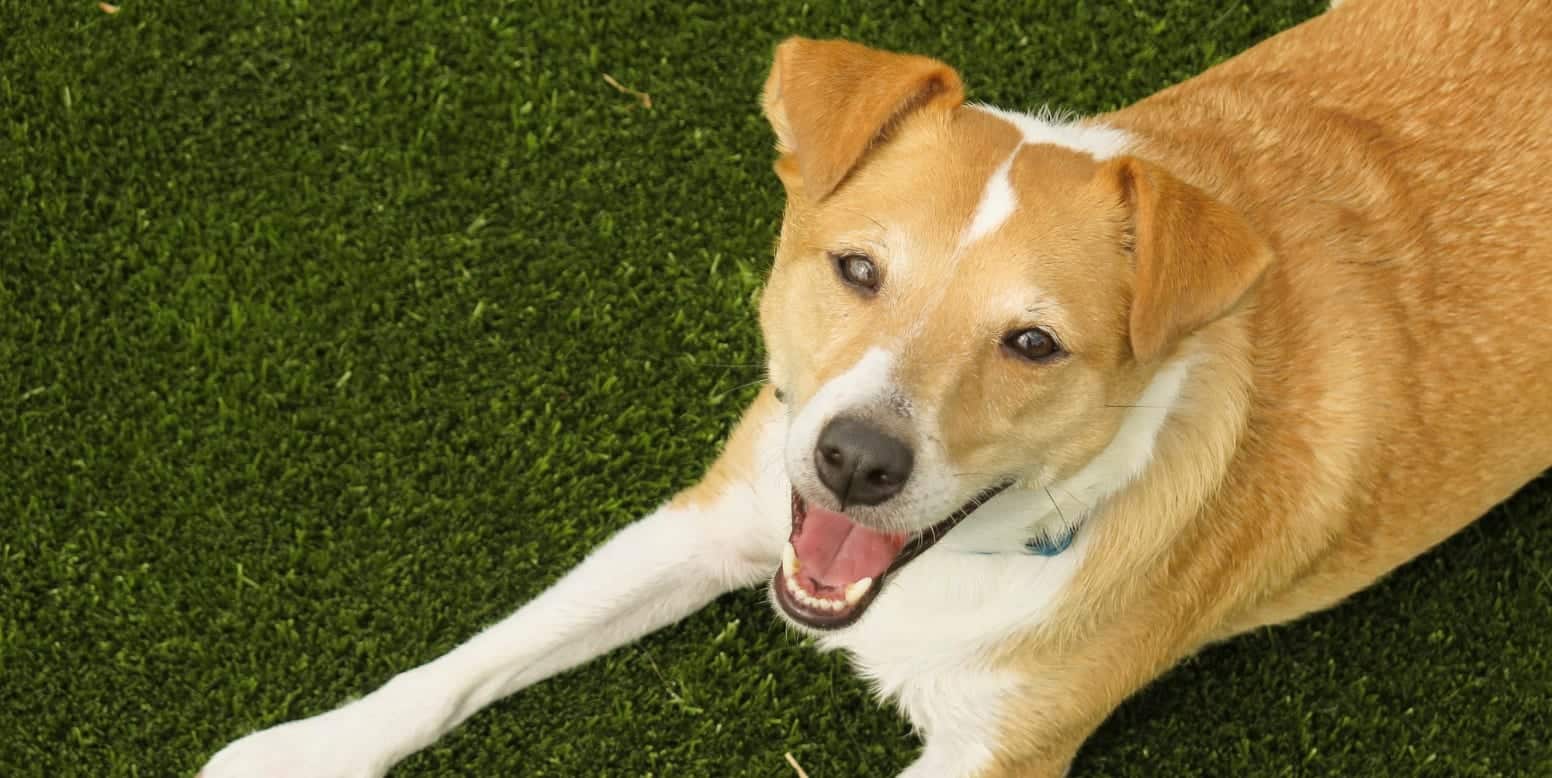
<box><xmin>761</xmin><ymin>37</ymin><xmax>964</xmax><ymax>201</ymax></box>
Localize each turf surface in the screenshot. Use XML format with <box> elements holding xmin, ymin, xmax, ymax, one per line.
<box><xmin>3</xmin><ymin>1</ymin><xmax>1550</xmax><ymax>775</ymax></box>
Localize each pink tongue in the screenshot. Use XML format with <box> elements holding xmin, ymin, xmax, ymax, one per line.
<box><xmin>792</xmin><ymin>504</ymin><xmax>909</xmax><ymax>589</ymax></box>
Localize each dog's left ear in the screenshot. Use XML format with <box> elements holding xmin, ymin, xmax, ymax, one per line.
<box><xmin>1100</xmin><ymin>156</ymin><xmax>1273</xmax><ymax>362</ymax></box>
<box><xmin>761</xmin><ymin>37</ymin><xmax>964</xmax><ymax>200</ymax></box>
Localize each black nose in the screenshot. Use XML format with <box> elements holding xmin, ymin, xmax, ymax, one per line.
<box><xmin>813</xmin><ymin>417</ymin><xmax>914</xmax><ymax>507</ymax></box>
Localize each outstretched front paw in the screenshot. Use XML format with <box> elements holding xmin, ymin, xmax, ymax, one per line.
<box><xmin>200</xmin><ymin>711</ymin><xmax>388</xmax><ymax>778</ymax></box>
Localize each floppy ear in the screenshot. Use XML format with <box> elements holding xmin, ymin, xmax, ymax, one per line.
<box><xmin>1101</xmin><ymin>156</ymin><xmax>1273</xmax><ymax>362</ymax></box>
<box><xmin>761</xmin><ymin>37</ymin><xmax>964</xmax><ymax>200</ymax></box>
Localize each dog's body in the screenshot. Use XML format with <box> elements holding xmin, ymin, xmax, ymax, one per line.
<box><xmin>203</xmin><ymin>2</ymin><xmax>1552</xmax><ymax>776</ymax></box>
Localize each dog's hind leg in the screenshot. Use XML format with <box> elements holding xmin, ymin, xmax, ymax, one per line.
<box><xmin>200</xmin><ymin>388</ymin><xmax>789</xmax><ymax>778</ymax></box>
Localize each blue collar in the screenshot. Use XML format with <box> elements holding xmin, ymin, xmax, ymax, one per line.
<box><xmin>1024</xmin><ymin>523</ymin><xmax>1080</xmax><ymax>556</ymax></box>
<box><xmin>964</xmin><ymin>522</ymin><xmax>1081</xmax><ymax>557</ymax></box>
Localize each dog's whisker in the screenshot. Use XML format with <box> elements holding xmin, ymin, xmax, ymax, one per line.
<box><xmin>1042</xmin><ymin>485</ymin><xmax>1069</xmax><ymax>527</ymax></box>
<box><xmin>1054</xmin><ymin>484</ymin><xmax>1092</xmax><ymax>515</ymax></box>
<box><xmin>712</xmin><ymin>377</ymin><xmax>769</xmax><ymax>398</ymax></box>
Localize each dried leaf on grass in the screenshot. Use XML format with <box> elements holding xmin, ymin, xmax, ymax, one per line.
<box><xmin>602</xmin><ymin>72</ymin><xmax>653</xmax><ymax>110</ymax></box>
<box><xmin>784</xmin><ymin>751</ymin><xmax>811</xmax><ymax>778</ymax></box>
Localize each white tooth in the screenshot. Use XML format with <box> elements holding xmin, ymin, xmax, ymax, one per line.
<box><xmin>782</xmin><ymin>542</ymin><xmax>799</xmax><ymax>574</ymax></box>
<box><xmin>785</xmin><ymin>574</ymin><xmax>803</xmax><ymax>596</ymax></box>
<box><xmin>844</xmin><ymin>577</ymin><xmax>873</xmax><ymax>605</ymax></box>
<box><xmin>825</xmin><ymin>599</ymin><xmax>844</xmax><ymax>611</ymax></box>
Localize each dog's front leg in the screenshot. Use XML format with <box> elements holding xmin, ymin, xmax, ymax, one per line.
<box><xmin>201</xmin><ymin>389</ymin><xmax>788</xmax><ymax>778</ymax></box>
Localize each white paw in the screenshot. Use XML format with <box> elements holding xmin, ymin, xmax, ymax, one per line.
<box><xmin>200</xmin><ymin>710</ymin><xmax>389</xmax><ymax>778</ymax></box>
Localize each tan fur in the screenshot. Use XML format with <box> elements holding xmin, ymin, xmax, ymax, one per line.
<box><xmin>756</xmin><ymin>1</ymin><xmax>1552</xmax><ymax>774</ymax></box>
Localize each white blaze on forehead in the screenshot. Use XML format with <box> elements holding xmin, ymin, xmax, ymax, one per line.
<box><xmin>958</xmin><ymin>104</ymin><xmax>1132</xmax><ymax>249</ymax></box>
<box><xmin>963</xmin><ymin>156</ymin><xmax>1017</xmax><ymax>245</ymax></box>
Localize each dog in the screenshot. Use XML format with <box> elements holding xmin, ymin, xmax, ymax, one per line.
<box><xmin>201</xmin><ymin>1</ymin><xmax>1552</xmax><ymax>775</ymax></box>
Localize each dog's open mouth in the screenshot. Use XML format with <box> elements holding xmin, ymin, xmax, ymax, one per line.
<box><xmin>772</xmin><ymin>483</ymin><xmax>1010</xmax><ymax>629</ymax></box>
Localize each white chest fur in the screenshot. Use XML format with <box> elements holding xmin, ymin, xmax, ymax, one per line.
<box><xmin>814</xmin><ymin>519</ymin><xmax>1091</xmax><ymax>776</ymax></box>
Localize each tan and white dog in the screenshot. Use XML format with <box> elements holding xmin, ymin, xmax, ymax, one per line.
<box><xmin>202</xmin><ymin>1</ymin><xmax>1552</xmax><ymax>775</ymax></box>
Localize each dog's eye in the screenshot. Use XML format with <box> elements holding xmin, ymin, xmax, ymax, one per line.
<box><xmin>1003</xmin><ymin>328</ymin><xmax>1063</xmax><ymax>362</ymax></box>
<box><xmin>833</xmin><ymin>252</ymin><xmax>880</xmax><ymax>293</ymax></box>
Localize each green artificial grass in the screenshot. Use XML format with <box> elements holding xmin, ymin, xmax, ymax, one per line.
<box><xmin>3</xmin><ymin>1</ymin><xmax>1549</xmax><ymax>775</ymax></box>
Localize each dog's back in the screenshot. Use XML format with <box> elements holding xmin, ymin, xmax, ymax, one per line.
<box><xmin>1107</xmin><ymin>0</ymin><xmax>1552</xmax><ymax>630</ymax></box>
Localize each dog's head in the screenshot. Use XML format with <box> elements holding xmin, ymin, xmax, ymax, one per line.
<box><xmin>757</xmin><ymin>38</ymin><xmax>1270</xmax><ymax>630</ymax></box>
